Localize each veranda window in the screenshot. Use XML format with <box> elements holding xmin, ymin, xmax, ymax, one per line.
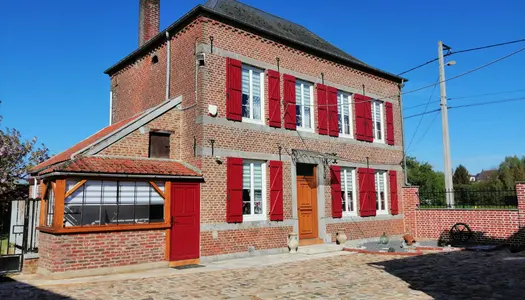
<box><xmin>64</xmin><ymin>180</ymin><xmax>165</xmax><ymax>227</ymax></box>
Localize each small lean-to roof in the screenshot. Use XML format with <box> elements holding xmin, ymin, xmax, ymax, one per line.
<box><xmin>30</xmin><ymin>114</ymin><xmax>141</xmax><ymax>174</ymax></box>
<box><xmin>30</xmin><ymin>97</ymin><xmax>183</xmax><ymax>175</ymax></box>
<box><xmin>104</xmin><ymin>0</ymin><xmax>406</xmax><ymax>83</ymax></box>
<box><xmin>38</xmin><ymin>156</ymin><xmax>201</xmax><ymax>178</ymax></box>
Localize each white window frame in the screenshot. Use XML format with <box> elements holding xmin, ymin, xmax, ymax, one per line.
<box><xmin>372</xmin><ymin>100</ymin><xmax>384</xmax><ymax>143</ymax></box>
<box><xmin>295</xmin><ymin>80</ymin><xmax>315</xmax><ymax>132</ymax></box>
<box><xmin>375</xmin><ymin>171</ymin><xmax>389</xmax><ymax>215</ymax></box>
<box><xmin>241</xmin><ymin>64</ymin><xmax>265</xmax><ymax>125</ymax></box>
<box><xmin>341</xmin><ymin>168</ymin><xmax>357</xmax><ymax>217</ymax></box>
<box><xmin>338</xmin><ymin>92</ymin><xmax>354</xmax><ymax>138</ymax></box>
<box><xmin>242</xmin><ymin>160</ymin><xmax>267</xmax><ymax>222</ymax></box>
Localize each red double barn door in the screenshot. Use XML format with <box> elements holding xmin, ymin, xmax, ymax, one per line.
<box><xmin>170</xmin><ymin>183</ymin><xmax>200</xmax><ymax>262</ymax></box>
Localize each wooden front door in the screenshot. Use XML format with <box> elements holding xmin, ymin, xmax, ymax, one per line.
<box><xmin>297</xmin><ymin>165</ymin><xmax>318</xmax><ymax>240</ymax></box>
<box><xmin>170</xmin><ymin>183</ymin><xmax>200</xmax><ymax>262</ymax></box>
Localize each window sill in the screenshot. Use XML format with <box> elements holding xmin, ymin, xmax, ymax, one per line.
<box><xmin>375</xmin><ymin>211</ymin><xmax>389</xmax><ymax>216</ymax></box>
<box><xmin>373</xmin><ymin>139</ymin><xmax>385</xmax><ymax>144</ymax></box>
<box><xmin>339</xmin><ymin>134</ymin><xmax>354</xmax><ymax>140</ymax></box>
<box><xmin>242</xmin><ymin>216</ymin><xmax>267</xmax><ymax>222</ymax></box>
<box><xmin>242</xmin><ymin>118</ymin><xmax>264</xmax><ymax>126</ymax></box>
<box><xmin>297</xmin><ymin>127</ymin><xmax>314</xmax><ymax>133</ymax></box>
<box><xmin>342</xmin><ymin>212</ymin><xmax>358</xmax><ymax>218</ymax></box>
<box><xmin>36</xmin><ymin>222</ymin><xmax>170</xmax><ymax>235</ymax></box>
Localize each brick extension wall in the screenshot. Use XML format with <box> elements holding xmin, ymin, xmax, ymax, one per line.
<box><xmin>38</xmin><ymin>230</ymin><xmax>165</xmax><ymax>273</ymax></box>
<box><xmin>403</xmin><ymin>183</ymin><xmax>525</xmax><ymax>245</ymax></box>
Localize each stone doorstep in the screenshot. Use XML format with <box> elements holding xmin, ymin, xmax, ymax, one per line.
<box><xmin>7</xmin><ymin>246</ymin><xmax>350</xmax><ymax>288</ymax></box>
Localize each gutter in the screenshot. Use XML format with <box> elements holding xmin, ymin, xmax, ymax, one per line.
<box><xmin>399</xmin><ymin>80</ymin><xmax>409</xmax><ymax>186</ymax></box>
<box><xmin>103</xmin><ymin>6</ymin><xmax>406</xmax><ymax>83</ymax></box>
<box><xmin>165</xmin><ymin>31</ymin><xmax>171</xmax><ymax>100</ymax></box>
<box><xmin>39</xmin><ymin>171</ymin><xmax>203</xmax><ymax>180</ymax></box>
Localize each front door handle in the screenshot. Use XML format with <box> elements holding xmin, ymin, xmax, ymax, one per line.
<box><xmin>170</xmin><ymin>216</ymin><xmax>176</xmax><ymax>225</ymax></box>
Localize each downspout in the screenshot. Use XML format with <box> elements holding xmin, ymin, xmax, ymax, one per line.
<box><xmin>32</xmin><ymin>177</ymin><xmax>38</xmax><ymax>199</ymax></box>
<box><xmin>399</xmin><ymin>79</ymin><xmax>409</xmax><ymax>186</ymax></box>
<box><xmin>165</xmin><ymin>31</ymin><xmax>171</xmax><ymax>101</ymax></box>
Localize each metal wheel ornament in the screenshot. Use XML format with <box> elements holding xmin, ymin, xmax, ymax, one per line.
<box><xmin>450</xmin><ymin>223</ymin><xmax>473</xmax><ymax>242</ymax></box>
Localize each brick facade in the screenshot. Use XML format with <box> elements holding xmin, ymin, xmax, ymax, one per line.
<box><xmin>103</xmin><ymin>16</ymin><xmax>406</xmax><ymax>257</ymax></box>
<box><xmin>403</xmin><ymin>183</ymin><xmax>525</xmax><ymax>245</ymax></box>
<box><xmin>38</xmin><ymin>9</ymin><xmax>407</xmax><ymax>274</ymax></box>
<box><xmin>38</xmin><ymin>230</ymin><xmax>165</xmax><ymax>273</ymax></box>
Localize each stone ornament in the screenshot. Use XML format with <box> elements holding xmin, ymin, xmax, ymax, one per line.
<box><xmin>287</xmin><ymin>233</ymin><xmax>299</xmax><ymax>253</ymax></box>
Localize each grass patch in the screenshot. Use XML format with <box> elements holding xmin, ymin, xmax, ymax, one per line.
<box><xmin>0</xmin><ymin>235</ymin><xmax>15</xmax><ymax>255</ymax></box>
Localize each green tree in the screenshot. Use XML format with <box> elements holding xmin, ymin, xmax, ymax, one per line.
<box><xmin>453</xmin><ymin>164</ymin><xmax>470</xmax><ymax>185</ymax></box>
<box><xmin>498</xmin><ymin>156</ymin><xmax>525</xmax><ymax>188</ymax></box>
<box><xmin>406</xmin><ymin>156</ymin><xmax>445</xmax><ymax>191</ymax></box>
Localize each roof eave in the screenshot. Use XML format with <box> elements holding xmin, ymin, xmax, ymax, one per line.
<box><xmin>38</xmin><ymin>171</ymin><xmax>203</xmax><ymax>180</ymax></box>
<box><xmin>104</xmin><ymin>5</ymin><xmax>406</xmax><ymax>83</ymax></box>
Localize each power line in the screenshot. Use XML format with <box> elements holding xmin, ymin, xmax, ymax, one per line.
<box><xmin>402</xmin><ymin>46</ymin><xmax>525</xmax><ymax>96</ymax></box>
<box><xmin>287</xmin><ymin>45</ymin><xmax>525</xmax><ymax>112</ymax></box>
<box><xmin>397</xmin><ymin>58</ymin><xmax>439</xmax><ymax>76</ymax></box>
<box><xmin>396</xmin><ymin>38</ymin><xmax>525</xmax><ymax>76</ymax></box>
<box><xmin>406</xmin><ymin>77</ymin><xmax>439</xmax><ymax>152</ymax></box>
<box><xmin>450</xmin><ymin>38</ymin><xmax>525</xmax><ymax>55</ymax></box>
<box><xmin>403</xmin><ymin>88</ymin><xmax>525</xmax><ymax>110</ymax></box>
<box><xmin>404</xmin><ymin>109</ymin><xmax>441</xmax><ymax>120</ymax></box>
<box><xmin>449</xmin><ymin>96</ymin><xmax>525</xmax><ymax>110</ymax></box>
<box><xmin>449</xmin><ymin>89</ymin><xmax>525</xmax><ymax>100</ymax></box>
<box><xmin>405</xmin><ymin>96</ymin><xmax>525</xmax><ymax>119</ymax></box>
<box><xmin>407</xmin><ymin>111</ymin><xmax>440</xmax><ymax>154</ymax></box>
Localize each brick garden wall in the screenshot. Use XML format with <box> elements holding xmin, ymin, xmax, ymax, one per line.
<box><xmin>38</xmin><ymin>230</ymin><xmax>165</xmax><ymax>273</ymax></box>
<box><xmin>403</xmin><ymin>183</ymin><xmax>525</xmax><ymax>245</ymax></box>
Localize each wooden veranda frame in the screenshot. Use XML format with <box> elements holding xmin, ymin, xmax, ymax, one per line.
<box><xmin>37</xmin><ymin>178</ymin><xmax>171</xmax><ymax>234</ymax></box>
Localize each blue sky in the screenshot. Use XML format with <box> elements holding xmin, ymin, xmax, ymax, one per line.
<box><xmin>1</xmin><ymin>0</ymin><xmax>524</xmax><ymax>174</ymax></box>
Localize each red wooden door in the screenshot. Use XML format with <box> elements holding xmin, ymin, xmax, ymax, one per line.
<box><xmin>170</xmin><ymin>183</ymin><xmax>200</xmax><ymax>261</ymax></box>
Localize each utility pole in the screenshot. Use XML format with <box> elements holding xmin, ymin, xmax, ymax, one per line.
<box><xmin>438</xmin><ymin>41</ymin><xmax>455</xmax><ymax>207</ymax></box>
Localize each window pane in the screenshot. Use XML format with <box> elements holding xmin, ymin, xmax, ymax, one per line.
<box><xmin>46</xmin><ymin>187</ymin><xmax>55</xmax><ymax>226</ymax></box>
<box><xmin>254</xmin><ymin>190</ymin><xmax>262</xmax><ymax>215</ymax></box>
<box><xmin>242</xmin><ymin>68</ymin><xmax>250</xmax><ymax>118</ymax></box>
<box><xmin>252</xmin><ymin>71</ymin><xmax>261</xmax><ymax>120</ymax></box>
<box><xmin>118</xmin><ymin>182</ymin><xmax>135</xmax><ymax>224</ymax></box>
<box><xmin>295</xmin><ymin>83</ymin><xmax>302</xmax><ymax>127</ymax></box>
<box><xmin>303</xmin><ymin>84</ymin><xmax>311</xmax><ymax>128</ymax></box>
<box><xmin>101</xmin><ymin>181</ymin><xmax>117</xmax><ymax>225</ymax></box>
<box><xmin>253</xmin><ymin>163</ymin><xmax>262</xmax><ymax>190</ymax></box>
<box><xmin>243</xmin><ymin>163</ymin><xmax>251</xmax><ymax>216</ymax></box>
<box><xmin>135</xmin><ymin>182</ymin><xmax>150</xmax><ymax>224</ymax></box>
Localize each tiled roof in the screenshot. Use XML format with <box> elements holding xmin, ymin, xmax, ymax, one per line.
<box><xmin>39</xmin><ymin>156</ymin><xmax>201</xmax><ymax>177</ymax></box>
<box><xmin>30</xmin><ymin>115</ymin><xmax>141</xmax><ymax>173</ymax></box>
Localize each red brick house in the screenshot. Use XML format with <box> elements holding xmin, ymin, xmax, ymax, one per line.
<box><xmin>30</xmin><ymin>0</ymin><xmax>407</xmax><ymax>277</ymax></box>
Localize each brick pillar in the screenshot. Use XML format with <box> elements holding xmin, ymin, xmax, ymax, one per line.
<box><xmin>402</xmin><ymin>186</ymin><xmax>419</xmax><ymax>237</ymax></box>
<box><xmin>516</xmin><ymin>182</ymin><xmax>525</xmax><ymax>245</ymax></box>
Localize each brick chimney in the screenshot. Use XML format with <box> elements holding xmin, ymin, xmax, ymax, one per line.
<box><xmin>138</xmin><ymin>0</ymin><xmax>160</xmax><ymax>47</ymax></box>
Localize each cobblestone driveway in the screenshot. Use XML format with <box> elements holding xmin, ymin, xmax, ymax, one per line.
<box><xmin>2</xmin><ymin>250</ymin><xmax>525</xmax><ymax>299</ymax></box>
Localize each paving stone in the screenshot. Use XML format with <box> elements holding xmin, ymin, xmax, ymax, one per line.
<box><xmin>1</xmin><ymin>250</ymin><xmax>524</xmax><ymax>299</ymax></box>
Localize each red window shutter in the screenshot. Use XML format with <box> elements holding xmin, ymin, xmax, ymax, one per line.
<box><xmin>226</xmin><ymin>157</ymin><xmax>243</xmax><ymax>223</ymax></box>
<box><xmin>226</xmin><ymin>58</ymin><xmax>242</xmax><ymax>121</ymax></box>
<box><xmin>327</xmin><ymin>87</ymin><xmax>339</xmax><ymax>137</ymax></box>
<box><xmin>364</xmin><ymin>98</ymin><xmax>374</xmax><ymax>142</ymax></box>
<box><xmin>268</xmin><ymin>70</ymin><xmax>281</xmax><ymax>128</ymax></box>
<box><xmin>358</xmin><ymin>168</ymin><xmax>376</xmax><ymax>217</ymax></box>
<box><xmin>269</xmin><ymin>161</ymin><xmax>284</xmax><ymax>221</ymax></box>
<box><xmin>354</xmin><ymin>94</ymin><xmax>367</xmax><ymax>141</ymax></box>
<box><xmin>389</xmin><ymin>170</ymin><xmax>399</xmax><ymax>215</ymax></box>
<box><xmin>368</xmin><ymin>168</ymin><xmax>377</xmax><ymax>216</ymax></box>
<box><xmin>316</xmin><ymin>84</ymin><xmax>328</xmax><ymax>135</ymax></box>
<box><xmin>386</xmin><ymin>102</ymin><xmax>394</xmax><ymax>145</ymax></box>
<box><xmin>330</xmin><ymin>165</ymin><xmax>342</xmax><ymax>218</ymax></box>
<box><xmin>283</xmin><ymin>74</ymin><xmax>296</xmax><ymax>130</ymax></box>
